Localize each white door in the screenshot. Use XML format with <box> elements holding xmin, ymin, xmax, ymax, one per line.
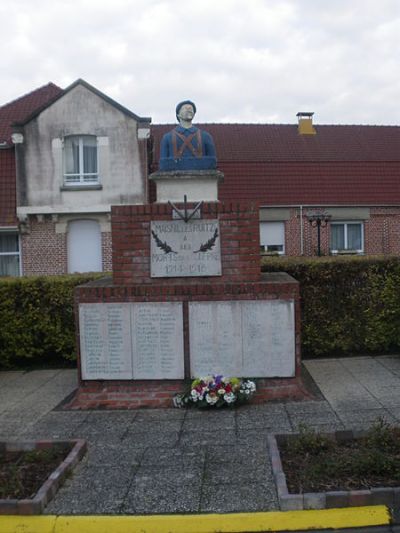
<box><xmin>67</xmin><ymin>219</ymin><xmax>102</xmax><ymax>273</ymax></box>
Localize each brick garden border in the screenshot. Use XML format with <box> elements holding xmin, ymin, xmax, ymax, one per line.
<box><xmin>0</xmin><ymin>439</ymin><xmax>87</xmax><ymax>515</ymax></box>
<box><xmin>268</xmin><ymin>430</ymin><xmax>400</xmax><ymax>513</ymax></box>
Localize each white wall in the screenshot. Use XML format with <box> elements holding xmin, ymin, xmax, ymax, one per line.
<box><xmin>17</xmin><ymin>83</ymin><xmax>148</xmax><ymax>215</ymax></box>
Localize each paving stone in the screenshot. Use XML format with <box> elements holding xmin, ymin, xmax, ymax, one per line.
<box><xmin>284</xmin><ymin>400</ymin><xmax>334</xmax><ymax>415</ymax></box>
<box><xmin>182</xmin><ymin>415</ymin><xmax>236</xmax><ymax>431</ymax></box>
<box><xmin>134</xmin><ymin>409</ymin><xmax>186</xmax><ymax>422</ymax></box>
<box><xmin>379</xmin><ymin>396</ymin><xmax>400</xmax><ymax>409</ymax></box>
<box><xmin>141</xmin><ymin>446</ymin><xmax>206</xmax><ymax>467</ymax></box>
<box><xmin>288</xmin><ymin>411</ymin><xmax>340</xmax><ymax>428</ymax></box>
<box><xmin>123</xmin><ymin>430</ymin><xmax>180</xmax><ymax>447</ymax></box>
<box><xmin>204</xmin><ymin>462</ymin><xmax>271</xmax><ymax>484</ymax></box>
<box><xmin>123</xmin><ymin>476</ymin><xmax>201</xmax><ymax>514</ymax></box>
<box><xmin>21</xmin><ymin>411</ymin><xmax>88</xmax><ymax>439</ymax></box>
<box><xmin>84</xmin><ymin>411</ymin><xmax>138</xmax><ymax>424</ymax></box>
<box><xmin>239</xmin><ymin>403</ymin><xmax>287</xmax><ymax>415</ymax></box>
<box><xmin>135</xmin><ymin>464</ymin><xmax>203</xmax><ymax>484</ymax></box>
<box><xmin>236</xmin><ymin>412</ymin><xmax>291</xmax><ymax>431</ymax></box>
<box><xmin>3</xmin><ymin>358</ymin><xmax>400</xmax><ymax>517</ymax></box>
<box><xmin>71</xmin><ymin>422</ymin><xmax>128</xmax><ymax>442</ymax></box>
<box><xmin>387</xmin><ymin>408</ymin><xmax>400</xmax><ymax>422</ymax></box>
<box><xmin>330</xmin><ymin>398</ymin><xmax>383</xmax><ymax>411</ymax></box>
<box><xmin>200</xmin><ymin>482</ymin><xmax>278</xmax><ymax>513</ymax></box>
<box><xmin>184</xmin><ymin>408</ymin><xmax>236</xmax><ymax>421</ymax></box>
<box><xmin>179</xmin><ymin>429</ymin><xmax>237</xmax><ymax>446</ymax></box>
<box><xmin>86</xmin><ymin>443</ymin><xmax>145</xmax><ymax>466</ymax></box>
<box><xmin>236</xmin><ymin>428</ymin><xmax>287</xmax><ymax>444</ymax></box>
<box><xmin>337</xmin><ymin>409</ymin><xmax>396</xmax><ymax>428</ymax></box>
<box><xmin>129</xmin><ymin>420</ymin><xmax>183</xmax><ymax>434</ymax></box>
<box><xmin>291</xmin><ymin>422</ymin><xmax>345</xmax><ymax>434</ymax></box>
<box><xmin>45</xmin><ymin>463</ymin><xmax>134</xmax><ymax>515</ymax></box>
<box><xmin>206</xmin><ymin>443</ymin><xmax>268</xmax><ymax>464</ymax></box>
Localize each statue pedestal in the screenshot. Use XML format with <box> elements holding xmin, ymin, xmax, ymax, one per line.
<box><xmin>67</xmin><ymin>201</ymin><xmax>310</xmax><ymax>409</ymax></box>
<box><xmin>149</xmin><ymin>170</ymin><xmax>224</xmax><ymax>202</ymax></box>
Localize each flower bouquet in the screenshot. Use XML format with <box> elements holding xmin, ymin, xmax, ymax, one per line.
<box><xmin>173</xmin><ymin>375</ymin><xmax>256</xmax><ymax>408</ymax></box>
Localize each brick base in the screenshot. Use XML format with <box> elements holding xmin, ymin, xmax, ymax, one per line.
<box><xmin>64</xmin><ymin>377</ymin><xmax>312</xmax><ymax>410</ymax></box>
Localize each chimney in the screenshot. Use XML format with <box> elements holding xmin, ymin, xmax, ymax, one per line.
<box><xmin>297</xmin><ymin>112</ymin><xmax>316</xmax><ymax>135</ymax></box>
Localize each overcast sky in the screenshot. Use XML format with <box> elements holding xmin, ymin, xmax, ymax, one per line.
<box><xmin>2</xmin><ymin>0</ymin><xmax>400</xmax><ymax>125</ymax></box>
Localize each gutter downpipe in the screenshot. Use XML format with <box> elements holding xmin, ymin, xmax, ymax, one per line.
<box><xmin>300</xmin><ymin>205</ymin><xmax>304</xmax><ymax>255</ymax></box>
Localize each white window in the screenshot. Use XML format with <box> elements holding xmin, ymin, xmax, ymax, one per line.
<box><xmin>259</xmin><ymin>221</ymin><xmax>285</xmax><ymax>254</ymax></box>
<box><xmin>330</xmin><ymin>222</ymin><xmax>364</xmax><ymax>253</ymax></box>
<box><xmin>67</xmin><ymin>220</ymin><xmax>102</xmax><ymax>273</ymax></box>
<box><xmin>64</xmin><ymin>135</ymin><xmax>98</xmax><ymax>185</ymax></box>
<box><xmin>0</xmin><ymin>231</ymin><xmax>21</xmax><ymax>276</ymax></box>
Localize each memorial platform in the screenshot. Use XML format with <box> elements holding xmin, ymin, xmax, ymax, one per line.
<box><xmin>71</xmin><ymin>199</ymin><xmax>307</xmax><ymax>408</ymax></box>
<box><xmin>70</xmin><ymin>272</ymin><xmax>307</xmax><ymax>409</ymax></box>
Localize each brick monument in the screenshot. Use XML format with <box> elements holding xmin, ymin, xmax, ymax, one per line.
<box><xmin>69</xmin><ymin>101</ymin><xmax>308</xmax><ymax>409</ymax></box>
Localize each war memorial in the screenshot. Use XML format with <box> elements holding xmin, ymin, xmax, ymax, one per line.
<box><xmin>70</xmin><ymin>101</ymin><xmax>306</xmax><ymax>408</ymax></box>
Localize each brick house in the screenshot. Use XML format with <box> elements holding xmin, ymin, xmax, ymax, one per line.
<box><xmin>2</xmin><ymin>81</ymin><xmax>400</xmax><ymax>276</ymax></box>
<box><xmin>151</xmin><ymin>116</ymin><xmax>400</xmax><ymax>258</ymax></box>
<box><xmin>0</xmin><ymin>79</ymin><xmax>150</xmax><ymax>276</ymax></box>
<box><xmin>0</xmin><ymin>82</ymin><xmax>61</xmax><ymax>275</ymax></box>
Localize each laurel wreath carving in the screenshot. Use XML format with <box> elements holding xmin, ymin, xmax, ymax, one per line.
<box><xmin>193</xmin><ymin>228</ymin><xmax>219</xmax><ymax>253</ymax></box>
<box><xmin>151</xmin><ymin>230</ymin><xmax>177</xmax><ymax>254</ymax></box>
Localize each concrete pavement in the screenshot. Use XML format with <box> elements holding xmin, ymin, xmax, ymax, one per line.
<box><xmin>0</xmin><ymin>356</ymin><xmax>400</xmax><ymax>521</ymax></box>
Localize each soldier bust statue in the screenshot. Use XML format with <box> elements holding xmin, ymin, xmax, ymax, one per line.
<box><xmin>159</xmin><ymin>100</ymin><xmax>217</xmax><ymax>171</ymax></box>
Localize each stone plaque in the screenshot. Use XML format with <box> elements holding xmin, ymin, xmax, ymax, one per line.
<box><xmin>132</xmin><ymin>302</ymin><xmax>184</xmax><ymax>379</ymax></box>
<box><xmin>189</xmin><ymin>302</ymin><xmax>242</xmax><ymax>377</ymax></box>
<box><xmin>242</xmin><ymin>301</ymin><xmax>295</xmax><ymax>377</ymax></box>
<box><xmin>189</xmin><ymin>300</ymin><xmax>295</xmax><ymax>378</ymax></box>
<box><xmin>79</xmin><ymin>303</ymin><xmax>132</xmax><ymax>380</ymax></box>
<box><xmin>150</xmin><ymin>219</ymin><xmax>221</xmax><ymax>277</ymax></box>
<box><xmin>79</xmin><ymin>303</ymin><xmax>184</xmax><ymax>380</ymax></box>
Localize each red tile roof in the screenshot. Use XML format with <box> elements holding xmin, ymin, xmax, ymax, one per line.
<box><xmin>151</xmin><ymin>124</ymin><xmax>400</xmax><ymax>205</ymax></box>
<box><xmin>0</xmin><ymin>83</ymin><xmax>62</xmax><ymax>225</ymax></box>
<box><xmin>218</xmin><ymin>161</ymin><xmax>400</xmax><ymax>205</ymax></box>
<box><xmin>0</xmin><ymin>83</ymin><xmax>62</xmax><ymax>144</ymax></box>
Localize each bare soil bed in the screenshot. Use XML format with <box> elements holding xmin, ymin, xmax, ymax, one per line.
<box><xmin>279</xmin><ymin>419</ymin><xmax>400</xmax><ymax>493</ymax></box>
<box><xmin>0</xmin><ymin>445</ymin><xmax>71</xmax><ymax>500</ymax></box>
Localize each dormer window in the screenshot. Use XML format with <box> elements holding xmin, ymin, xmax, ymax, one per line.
<box><xmin>64</xmin><ymin>135</ymin><xmax>98</xmax><ymax>185</ymax></box>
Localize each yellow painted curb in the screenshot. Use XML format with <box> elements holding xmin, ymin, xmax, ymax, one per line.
<box><xmin>0</xmin><ymin>515</ymin><xmax>55</xmax><ymax>533</ymax></box>
<box><xmin>0</xmin><ymin>506</ymin><xmax>391</xmax><ymax>533</ymax></box>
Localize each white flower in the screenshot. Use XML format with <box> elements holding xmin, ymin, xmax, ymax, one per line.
<box><xmin>206</xmin><ymin>394</ymin><xmax>218</xmax><ymax>405</ymax></box>
<box><xmin>217</xmin><ymin>388</ymin><xmax>226</xmax><ymax>395</ymax></box>
<box><xmin>173</xmin><ymin>394</ymin><xmax>184</xmax><ymax>408</ymax></box>
<box><xmin>223</xmin><ymin>392</ymin><xmax>236</xmax><ymax>404</ymax></box>
<box><xmin>191</xmin><ymin>390</ymin><xmax>200</xmax><ymax>402</ymax></box>
<box><xmin>243</xmin><ymin>380</ymin><xmax>256</xmax><ymax>392</ymax></box>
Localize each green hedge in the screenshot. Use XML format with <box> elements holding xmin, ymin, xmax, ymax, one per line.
<box><xmin>0</xmin><ymin>274</ymin><xmax>103</xmax><ymax>369</ymax></box>
<box><xmin>1</xmin><ymin>258</ymin><xmax>400</xmax><ymax>367</ymax></box>
<box><xmin>262</xmin><ymin>255</ymin><xmax>400</xmax><ymax>358</ymax></box>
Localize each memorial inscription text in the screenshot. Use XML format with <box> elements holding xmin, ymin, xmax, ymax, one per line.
<box><xmin>189</xmin><ymin>300</ymin><xmax>295</xmax><ymax>378</ymax></box>
<box><xmin>150</xmin><ymin>219</ymin><xmax>221</xmax><ymax>277</ymax></box>
<box><xmin>79</xmin><ymin>303</ymin><xmax>184</xmax><ymax>380</ymax></box>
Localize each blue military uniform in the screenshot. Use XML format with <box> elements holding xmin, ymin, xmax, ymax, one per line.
<box><xmin>159</xmin><ymin>125</ymin><xmax>217</xmax><ymax>171</ymax></box>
